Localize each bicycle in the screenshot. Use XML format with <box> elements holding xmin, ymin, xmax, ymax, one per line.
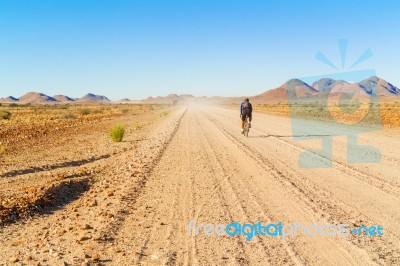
<box><xmin>243</xmin><ymin>115</ymin><xmax>250</xmax><ymax>137</ymax></box>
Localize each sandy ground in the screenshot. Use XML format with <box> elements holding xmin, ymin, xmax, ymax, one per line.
<box><xmin>1</xmin><ymin>105</ymin><xmax>400</xmax><ymax>265</ymax></box>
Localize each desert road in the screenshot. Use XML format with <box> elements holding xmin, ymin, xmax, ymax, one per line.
<box><xmin>1</xmin><ymin>105</ymin><xmax>400</xmax><ymax>265</ymax></box>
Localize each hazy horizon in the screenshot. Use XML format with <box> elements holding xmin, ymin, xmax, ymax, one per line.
<box><xmin>1</xmin><ymin>74</ymin><xmax>399</xmax><ymax>102</ymax></box>
<box><xmin>1</xmin><ymin>0</ymin><xmax>399</xmax><ymax>100</ymax></box>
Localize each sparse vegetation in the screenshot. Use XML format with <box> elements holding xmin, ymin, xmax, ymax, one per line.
<box><xmin>110</xmin><ymin>124</ymin><xmax>125</xmax><ymax>142</ymax></box>
<box><xmin>0</xmin><ymin>110</ymin><xmax>11</xmax><ymax>120</ymax></box>
<box><xmin>0</xmin><ymin>145</ymin><xmax>6</xmax><ymax>155</ymax></box>
<box><xmin>78</xmin><ymin>108</ymin><xmax>91</xmax><ymax>116</ymax></box>
<box><xmin>33</xmin><ymin>106</ymin><xmax>46</xmax><ymax>113</ymax></box>
<box><xmin>0</xmin><ymin>103</ymin><xmax>170</xmax><ymax>187</ymax></box>
<box><xmin>92</xmin><ymin>108</ymin><xmax>104</xmax><ymax>114</ymax></box>
<box><xmin>0</xmin><ymin>103</ymin><xmax>169</xmax><ymax>170</ymax></box>
<box><xmin>9</xmin><ymin>103</ymin><xmax>18</xmax><ymax>107</ymax></box>
<box><xmin>59</xmin><ymin>112</ymin><xmax>77</xmax><ymax>120</ymax></box>
<box><xmin>162</xmin><ymin>111</ymin><xmax>169</xmax><ymax>117</ymax></box>
<box><xmin>121</xmin><ymin>108</ymin><xmax>129</xmax><ymax>114</ymax></box>
<box><xmin>246</xmin><ymin>101</ymin><xmax>400</xmax><ymax>127</ymax></box>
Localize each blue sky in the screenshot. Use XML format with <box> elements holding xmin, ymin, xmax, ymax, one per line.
<box><xmin>0</xmin><ymin>0</ymin><xmax>399</xmax><ymax>100</ymax></box>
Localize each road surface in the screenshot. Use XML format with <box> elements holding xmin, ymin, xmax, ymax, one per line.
<box><xmin>1</xmin><ymin>105</ymin><xmax>399</xmax><ymax>265</ymax></box>
<box><xmin>112</xmin><ymin>105</ymin><xmax>400</xmax><ymax>265</ymax></box>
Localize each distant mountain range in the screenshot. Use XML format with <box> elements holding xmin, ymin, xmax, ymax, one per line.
<box><xmin>53</xmin><ymin>95</ymin><xmax>75</xmax><ymax>102</ymax></box>
<box><xmin>1</xmin><ymin>76</ymin><xmax>398</xmax><ymax>104</ymax></box>
<box><xmin>139</xmin><ymin>76</ymin><xmax>400</xmax><ymax>103</ymax></box>
<box><xmin>0</xmin><ymin>92</ymin><xmax>111</xmax><ymax>104</ymax></box>
<box><xmin>79</xmin><ymin>93</ymin><xmax>111</xmax><ymax>102</ymax></box>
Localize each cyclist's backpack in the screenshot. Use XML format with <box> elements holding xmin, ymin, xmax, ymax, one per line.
<box><xmin>243</xmin><ymin>102</ymin><xmax>250</xmax><ymax>110</ymax></box>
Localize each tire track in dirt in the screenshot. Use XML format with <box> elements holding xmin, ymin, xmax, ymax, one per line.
<box><xmin>213</xmin><ymin>107</ymin><xmax>400</xmax><ymax>195</ymax></box>
<box><xmin>204</xmin><ymin>108</ymin><xmax>399</xmax><ymax>265</ymax></box>
<box><xmin>182</xmin><ymin>112</ymin><xmax>253</xmax><ymax>265</ymax></box>
<box><xmin>130</xmin><ymin>110</ymin><xmax>200</xmax><ymax>265</ymax></box>
<box><xmin>98</xmin><ymin>108</ymin><xmax>188</xmax><ymax>257</ymax></box>
<box><xmin>252</xmin><ymin>127</ymin><xmax>400</xmax><ymax>198</ymax></box>
<box><xmin>199</xmin><ymin>110</ymin><xmax>377</xmax><ymax>265</ymax></box>
<box><xmin>193</xmin><ymin>112</ymin><xmax>282</xmax><ymax>265</ymax></box>
<box><xmin>122</xmin><ymin>109</ymin><xmax>258</xmax><ymax>265</ymax></box>
<box><xmin>0</xmin><ymin>107</ymin><xmax>188</xmax><ymax>265</ymax></box>
<box><xmin>193</xmin><ymin>111</ymin><xmax>304</xmax><ymax>265</ymax></box>
<box><xmin>121</xmin><ymin>106</ymin><xmax>398</xmax><ymax>265</ymax></box>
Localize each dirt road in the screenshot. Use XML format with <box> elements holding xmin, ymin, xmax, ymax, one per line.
<box><xmin>1</xmin><ymin>105</ymin><xmax>400</xmax><ymax>265</ymax></box>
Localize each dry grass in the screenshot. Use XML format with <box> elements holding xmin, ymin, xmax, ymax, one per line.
<box><xmin>226</xmin><ymin>100</ymin><xmax>400</xmax><ymax>127</ymax></box>
<box><xmin>78</xmin><ymin>108</ymin><xmax>91</xmax><ymax>116</ymax></box>
<box><xmin>121</xmin><ymin>108</ymin><xmax>130</xmax><ymax>114</ymax></box>
<box><xmin>59</xmin><ymin>112</ymin><xmax>77</xmax><ymax>120</ymax></box>
<box><xmin>0</xmin><ymin>103</ymin><xmax>145</xmax><ymax>124</ymax></box>
<box><xmin>0</xmin><ymin>110</ymin><xmax>11</xmax><ymax>120</ymax></box>
<box><xmin>0</xmin><ymin>145</ymin><xmax>6</xmax><ymax>155</ymax></box>
<box><xmin>0</xmin><ymin>103</ymin><xmax>169</xmax><ymax>159</ymax></box>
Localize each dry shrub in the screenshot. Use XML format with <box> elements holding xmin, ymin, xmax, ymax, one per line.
<box><xmin>0</xmin><ymin>145</ymin><xmax>6</xmax><ymax>155</ymax></box>
<box><xmin>0</xmin><ymin>110</ymin><xmax>11</xmax><ymax>120</ymax></box>
<box><xmin>110</xmin><ymin>124</ymin><xmax>125</xmax><ymax>142</ymax></box>
<box><xmin>92</xmin><ymin>108</ymin><xmax>104</xmax><ymax>114</ymax></box>
<box><xmin>59</xmin><ymin>112</ymin><xmax>77</xmax><ymax>119</ymax></box>
<box><xmin>79</xmin><ymin>108</ymin><xmax>91</xmax><ymax>115</ymax></box>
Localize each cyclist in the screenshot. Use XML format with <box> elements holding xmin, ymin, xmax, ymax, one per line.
<box><xmin>240</xmin><ymin>98</ymin><xmax>252</xmax><ymax>134</ymax></box>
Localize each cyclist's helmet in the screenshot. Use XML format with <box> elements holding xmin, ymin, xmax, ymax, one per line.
<box><xmin>244</xmin><ymin>98</ymin><xmax>249</xmax><ymax>102</ymax></box>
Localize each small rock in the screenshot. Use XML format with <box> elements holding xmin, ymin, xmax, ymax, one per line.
<box><xmin>89</xmin><ymin>200</ymin><xmax>97</xmax><ymax>207</ymax></box>
<box><xmin>82</xmin><ymin>224</ymin><xmax>92</xmax><ymax>230</ymax></box>
<box><xmin>91</xmin><ymin>254</ymin><xmax>100</xmax><ymax>261</ymax></box>
<box><xmin>58</xmin><ymin>228</ymin><xmax>67</xmax><ymax>236</ymax></box>
<box><xmin>78</xmin><ymin>235</ymin><xmax>89</xmax><ymax>241</ymax></box>
<box><xmin>9</xmin><ymin>257</ymin><xmax>18</xmax><ymax>263</ymax></box>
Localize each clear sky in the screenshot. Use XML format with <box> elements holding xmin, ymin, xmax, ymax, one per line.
<box><xmin>0</xmin><ymin>0</ymin><xmax>399</xmax><ymax>100</ymax></box>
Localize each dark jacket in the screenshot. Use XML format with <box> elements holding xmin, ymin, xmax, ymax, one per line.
<box><xmin>240</xmin><ymin>102</ymin><xmax>253</xmax><ymax>114</ymax></box>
